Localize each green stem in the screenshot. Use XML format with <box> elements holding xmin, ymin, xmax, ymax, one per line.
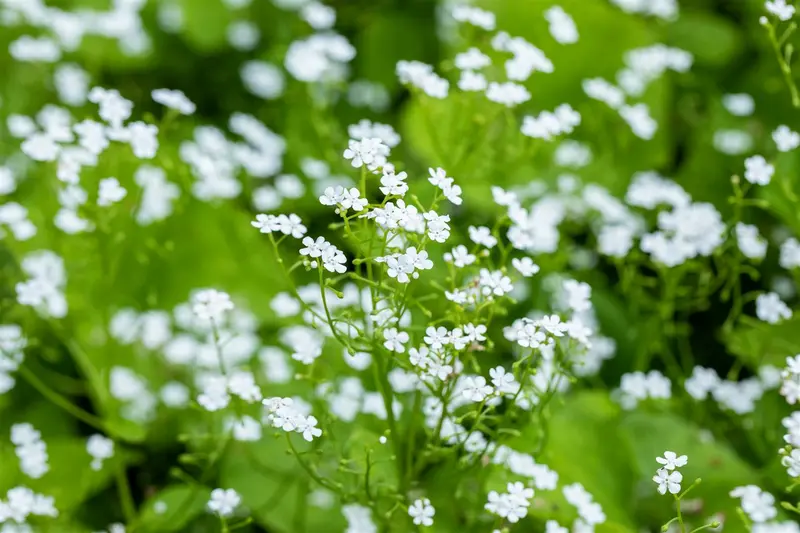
<box><xmin>766</xmin><ymin>21</ymin><xmax>800</xmax><ymax>108</ymax></box>
<box><xmin>17</xmin><ymin>365</ymin><xmax>107</xmax><ymax>431</ymax></box>
<box><xmin>285</xmin><ymin>433</ymin><xmax>343</xmax><ymax>493</ymax></box>
<box><xmin>674</xmin><ymin>495</ymin><xmax>685</xmax><ymax>533</ymax></box>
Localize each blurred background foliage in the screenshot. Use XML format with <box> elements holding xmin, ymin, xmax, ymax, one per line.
<box><xmin>2</xmin><ymin>0</ymin><xmax>800</xmax><ymax>532</ymax></box>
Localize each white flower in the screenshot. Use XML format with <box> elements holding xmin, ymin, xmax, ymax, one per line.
<box><xmin>86</xmin><ymin>434</ymin><xmax>114</xmax><ymax>471</ymax></box>
<box><xmin>277</xmin><ymin>214</ymin><xmax>307</xmax><ymax>239</ymax></box>
<box><xmin>320</xmin><ymin>186</ymin><xmax>367</xmax><ymax>213</ymax></box>
<box><xmin>455</xmin><ymin>48</ymin><xmax>491</xmax><ymax>70</ymax></box>
<box><xmin>512</xmin><ymin>257</ymin><xmax>540</xmax><ymax>277</ymax></box>
<box><xmin>241</xmin><ymin>60</ymin><xmax>285</xmax><ymax>99</ymax></box>
<box><xmin>656</xmin><ymin>451</ymin><xmax>687</xmax><ymax>471</ymax></box>
<box><xmin>773</xmin><ymin>125</ymin><xmax>800</xmax><ymax>151</ymax></box>
<box><xmin>452</xmin><ymin>5</ymin><xmax>496</xmax><ymax>30</ymax></box>
<box><xmin>583</xmin><ymin>78</ymin><xmax>625</xmax><ymax>109</ymax></box>
<box><xmin>379</xmin><ymin>168</ymin><xmax>409</xmax><ymax>196</ymax></box>
<box><xmin>684</xmin><ymin>366</ymin><xmax>720</xmax><ymax>400</ymax></box>
<box><xmin>348</xmin><ymin>119</ymin><xmax>400</xmax><ymax>147</ymax></box>
<box><xmin>207</xmin><ymin>488</ymin><xmax>241</xmax><ymax>517</ymax></box>
<box><xmin>537</xmin><ymin>315</ymin><xmax>568</xmax><ymax>337</ymax></box>
<box><xmin>428</xmin><ymin>167</ymin><xmax>450</xmax><ymax>188</ymax></box>
<box><xmin>444</xmin><ymin>245</ymin><xmax>476</xmax><ymax>268</ymax></box>
<box><xmin>756</xmin><ymin>292</ymin><xmax>792</xmax><ymax>324</ymax></box>
<box><xmin>97</xmin><ymin>178</ymin><xmax>127</xmax><ymax>207</ymax></box>
<box><xmin>461</xmin><ymin>376</ymin><xmax>494</xmax><ymax>402</ymax></box>
<box><xmin>469</xmin><ymin>226</ymin><xmax>497</xmax><ymax>248</ymax></box>
<box><xmin>730</xmin><ymin>485</ymin><xmax>777</xmax><ymax>523</ymax></box>
<box><xmin>766</xmin><ymin>0</ymin><xmax>795</xmax><ymax>21</ymax></box>
<box><xmin>297</xmin><ymin>415</ymin><xmax>322</xmax><ymax>442</ymax></box>
<box><xmin>722</xmin><ymin>93</ymin><xmax>754</xmax><ymax>116</ymax></box>
<box><xmin>424</xmin><ymin>326</ymin><xmax>450</xmax><ymax>350</ymax></box>
<box><xmin>620</xmin><ymin>103</ymin><xmax>657</xmax><ymax>140</ymax></box>
<box><xmin>735</xmin><ymin>223</ymin><xmax>767</xmax><ymax>260</ymax></box>
<box><xmin>544</xmin><ymin>6</ymin><xmax>578</xmax><ymax>44</ymax></box>
<box><xmin>489</xmin><ymin>366</ymin><xmax>517</xmax><ymax>394</ymax></box>
<box><xmin>458</xmin><ymin>70</ymin><xmax>488</xmax><ymax>91</ymax></box>
<box><xmin>300</xmin><ymin>236</ymin><xmax>331</xmax><ymax>258</ymax></box>
<box><xmin>562</xmin><ymin>279</ymin><xmax>591</xmax><ymax>312</ymax></box>
<box><xmin>321</xmin><ymin>246</ymin><xmax>347</xmax><ymax>274</ymax></box>
<box><xmin>191</xmin><ymin>289</ymin><xmax>234</xmax><ymax>321</ymax></box>
<box><xmin>408</xmin><ymin>498</ymin><xmax>435</xmax><ymax>527</ymax></box>
<box><xmin>653</xmin><ymin>468</ymin><xmax>682</xmax><ymax>495</ymax></box>
<box><xmin>744</xmin><ymin>155</ymin><xmax>774</xmax><ymax>185</ymax></box>
<box><xmin>783</xmin><ymin>449</ymin><xmax>800</xmax><ymax>477</ymax></box>
<box><xmin>486</xmin><ymin>81</ymin><xmax>531</xmax><ymax>107</ymax></box>
<box><xmin>343</xmin><ymin>137</ymin><xmax>389</xmax><ymax>170</ymax></box>
<box><xmin>383</xmin><ymin>328</ymin><xmax>409</xmax><ymax>353</ymax></box>
<box><xmin>128</xmin><ymin>121</ymin><xmax>159</xmax><ymax>159</ymax></box>
<box><xmin>152</xmin><ymin>89</ymin><xmax>196</xmax><ymax>115</ymax></box>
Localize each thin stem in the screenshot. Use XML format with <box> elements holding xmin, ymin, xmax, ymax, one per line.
<box><xmin>285</xmin><ymin>433</ymin><xmax>343</xmax><ymax>493</ymax></box>
<box><xmin>116</xmin><ymin>465</ymin><xmax>137</xmax><ymax>523</ymax></box>
<box><xmin>674</xmin><ymin>495</ymin><xmax>685</xmax><ymax>533</ymax></box>
<box><xmin>766</xmin><ymin>20</ymin><xmax>800</xmax><ymax>108</ymax></box>
<box><xmin>17</xmin><ymin>365</ymin><xmax>107</xmax><ymax>431</ymax></box>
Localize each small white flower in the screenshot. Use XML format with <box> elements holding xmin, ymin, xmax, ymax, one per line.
<box><xmin>766</xmin><ymin>0</ymin><xmax>795</xmax><ymax>21</ymax></box>
<box><xmin>299</xmin><ymin>236</ymin><xmax>331</xmax><ymax>258</ymax></box>
<box><xmin>489</xmin><ymin>366</ymin><xmax>517</xmax><ymax>394</ymax></box>
<box><xmin>512</xmin><ymin>257</ymin><xmax>540</xmax><ymax>277</ymax></box>
<box><xmin>207</xmin><ymin>488</ymin><xmax>241</xmax><ymax>517</ymax></box>
<box><xmin>408</xmin><ymin>498</ymin><xmax>435</xmax><ymax>527</ymax></box>
<box><xmin>656</xmin><ymin>451</ymin><xmax>687</xmax><ymax>471</ymax></box>
<box><xmin>97</xmin><ymin>178</ymin><xmax>127</xmax><ymax>207</ymax></box>
<box><xmin>461</xmin><ymin>376</ymin><xmax>494</xmax><ymax>402</ymax></box>
<box><xmin>756</xmin><ymin>292</ymin><xmax>792</xmax><ymax>324</ymax></box>
<box><xmin>343</xmin><ymin>137</ymin><xmax>389</xmax><ymax>170</ymax></box>
<box><xmin>424</xmin><ymin>326</ymin><xmax>450</xmax><ymax>350</ymax></box>
<box><xmin>191</xmin><ymin>289</ymin><xmax>234</xmax><ymax>321</ymax></box>
<box><xmin>152</xmin><ymin>89</ymin><xmax>196</xmax><ymax>115</ymax></box>
<box><xmin>744</xmin><ymin>155</ymin><xmax>774</xmax><ymax>186</ymax></box>
<box><xmin>383</xmin><ymin>328</ymin><xmax>409</xmax><ymax>353</ymax></box>
<box><xmin>444</xmin><ymin>245</ymin><xmax>476</xmax><ymax>268</ymax></box>
<box><xmin>86</xmin><ymin>434</ymin><xmax>114</xmax><ymax>471</ymax></box>
<box><xmin>653</xmin><ymin>468</ymin><xmax>682</xmax><ymax>495</ymax></box>
<box><xmin>469</xmin><ymin>225</ymin><xmax>497</xmax><ymax>248</ymax></box>
<box><xmin>773</xmin><ymin>125</ymin><xmax>800</xmax><ymax>152</ymax></box>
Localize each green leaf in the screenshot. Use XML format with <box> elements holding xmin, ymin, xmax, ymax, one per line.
<box><xmin>357</xmin><ymin>10</ymin><xmax>438</xmax><ymax>92</ymax></box>
<box><xmin>0</xmin><ymin>437</ymin><xmax>133</xmax><ymax>512</ymax></box>
<box><xmin>619</xmin><ymin>411</ymin><xmax>762</xmax><ymax>533</ymax></box>
<box><xmin>488</xmin><ymin>391</ymin><xmax>638</xmax><ymax>529</ymax></box>
<box><xmin>666</xmin><ymin>11</ymin><xmax>742</xmax><ymax>67</ymax></box>
<box><xmin>537</xmin><ymin>392</ymin><xmax>637</xmax><ymax>529</ymax></box>
<box><xmin>219</xmin><ymin>438</ymin><xmax>345</xmax><ymax>533</ymax></box>
<box><xmin>136</xmin><ymin>484</ymin><xmax>212</xmax><ymax>533</ymax></box>
<box><xmin>725</xmin><ymin>315</ymin><xmax>800</xmax><ymax>368</ymax></box>
<box><xmin>178</xmin><ymin>0</ymin><xmax>233</xmax><ymax>52</ymax></box>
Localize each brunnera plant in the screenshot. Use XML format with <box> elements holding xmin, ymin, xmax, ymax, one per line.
<box><xmin>2</xmin><ymin>0</ymin><xmax>800</xmax><ymax>533</ymax></box>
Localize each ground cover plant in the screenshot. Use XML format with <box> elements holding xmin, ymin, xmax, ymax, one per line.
<box><xmin>3</xmin><ymin>0</ymin><xmax>800</xmax><ymax>532</ymax></box>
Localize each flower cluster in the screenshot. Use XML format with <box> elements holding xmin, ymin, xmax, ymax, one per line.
<box><xmin>10</xmin><ymin>423</ymin><xmax>49</xmax><ymax>479</ymax></box>
<box><xmin>0</xmin><ymin>325</ymin><xmax>26</xmax><ymax>395</ymax></box>
<box><xmin>653</xmin><ymin>451</ymin><xmax>687</xmax><ymax>495</ymax></box>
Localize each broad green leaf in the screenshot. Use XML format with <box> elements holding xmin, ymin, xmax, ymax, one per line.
<box><xmin>537</xmin><ymin>391</ymin><xmax>637</xmax><ymax>529</ymax></box>
<box><xmin>485</xmin><ymin>391</ymin><xmax>638</xmax><ymax>529</ymax></box>
<box><xmin>357</xmin><ymin>10</ymin><xmax>438</xmax><ymax>93</ymax></box>
<box><xmin>0</xmin><ymin>437</ymin><xmax>134</xmax><ymax>512</ymax></box>
<box><xmin>178</xmin><ymin>0</ymin><xmax>233</xmax><ymax>52</ymax></box>
<box><xmin>619</xmin><ymin>411</ymin><xmax>763</xmax><ymax>533</ymax></box>
<box><xmin>136</xmin><ymin>484</ymin><xmax>212</xmax><ymax>533</ymax></box>
<box><xmin>725</xmin><ymin>315</ymin><xmax>800</xmax><ymax>368</ymax></box>
<box><xmin>666</xmin><ymin>11</ymin><xmax>742</xmax><ymax>66</ymax></box>
<box><xmin>219</xmin><ymin>438</ymin><xmax>346</xmax><ymax>533</ymax></box>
